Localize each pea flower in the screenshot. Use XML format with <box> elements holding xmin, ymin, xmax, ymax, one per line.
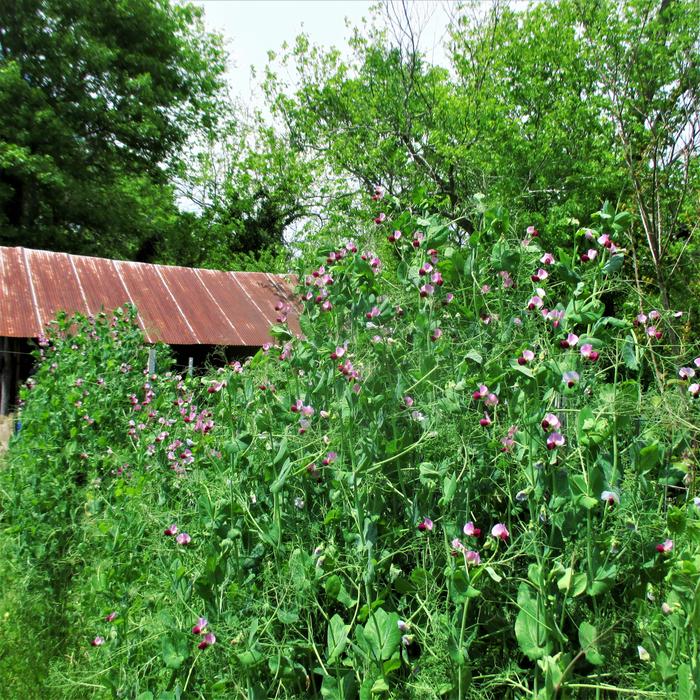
<box><xmin>560</xmin><ymin>333</ymin><xmax>579</xmax><ymax>349</ymax></box>
<box><xmin>646</xmin><ymin>325</ymin><xmax>662</xmax><ymax>340</ymax></box>
<box><xmin>531</xmin><ymin>268</ymin><xmax>549</xmax><ymax>283</ymax></box>
<box><xmin>463</xmin><ymin>521</ymin><xmax>481</xmax><ymax>537</ymax></box>
<box><xmin>451</xmin><ymin>538</ymin><xmax>465</xmax><ymax>553</ymax></box>
<box><xmin>330</xmin><ymin>345</ymin><xmax>346</xmax><ymax>360</ymax></box>
<box><xmin>417</xmin><ymin>517</ymin><xmax>433</xmax><ymax>532</ymax></box>
<box><xmin>91</xmin><ymin>636</ymin><xmax>105</xmax><ymax>647</ymax></box>
<box><xmin>322</xmin><ymin>452</ymin><xmax>337</xmax><ymax>466</ymax></box>
<box><xmin>192</xmin><ymin>617</ymin><xmax>208</xmax><ymax>635</ymax></box>
<box><xmin>499</xmin><ymin>270</ymin><xmax>514</xmax><ymax>288</ymax></box>
<box><xmin>600</xmin><ymin>490</ymin><xmax>619</xmax><ymax>506</ymax></box>
<box><xmin>419</xmin><ymin>262</ymin><xmax>433</xmax><ymax>276</ymax></box>
<box><xmin>444</xmin><ymin>292</ymin><xmax>454</xmax><ymax>304</ymax></box>
<box><xmin>528</xmin><ymin>295</ymin><xmax>544</xmax><ymax>310</ymax></box>
<box><xmin>479</xmin><ymin>412</ymin><xmax>492</xmax><ymax>427</ymax></box>
<box><xmin>518</xmin><ymin>349</ymin><xmax>535</xmax><ymax>365</ymax></box>
<box><xmin>563</xmin><ymin>370</ymin><xmax>579</xmax><ymax>388</ymax></box>
<box><xmin>661</xmin><ymin>602</ymin><xmax>672</xmax><ymax>615</ymax></box>
<box><xmin>501</xmin><ymin>425</ymin><xmax>518</xmax><ymax>452</ymax></box>
<box><xmin>176</xmin><ymin>532</ymin><xmax>192</xmax><ymax>546</ymax></box>
<box><xmin>163</xmin><ymin>524</ymin><xmax>178</xmax><ymax>536</ymax></box>
<box><xmin>472</xmin><ymin>384</ymin><xmax>489</xmax><ymax>401</ymax></box>
<box><xmin>580</xmin><ymin>249</ymin><xmax>598</xmax><ymax>262</ymax></box>
<box><xmin>432</xmin><ymin>271</ymin><xmax>444</xmax><ymax>286</ymax></box>
<box><xmin>655</xmin><ymin>539</ymin><xmax>673</xmax><ymax>554</ymax></box>
<box><xmin>694</xmin><ymin>357</ymin><xmax>700</xmax><ymax>368</ymax></box>
<box><xmin>541</xmin><ymin>413</ymin><xmax>561</xmax><ymax>431</ymax></box>
<box><xmin>527</xmin><ymin>225</ymin><xmax>539</xmax><ymax>237</ymax></box>
<box><xmin>491</xmin><ymin>523</ymin><xmax>509</xmax><ymax>541</ymax></box>
<box><xmin>198</xmin><ymin>632</ymin><xmax>216</xmax><ymax>650</ymax></box>
<box><xmin>465</xmin><ymin>550</ymin><xmax>481</xmax><ymax>565</ymax></box>
<box><xmin>484</xmin><ymin>392</ymin><xmax>499</xmax><ymax>407</ymax></box>
<box><xmin>689</xmin><ymin>383</ymin><xmax>700</xmax><ymax>398</ymax></box>
<box><xmin>374</xmin><ymin>213</ymin><xmax>386</xmax><ymax>224</ymax></box>
<box><xmin>540</xmin><ymin>252</ymin><xmax>555</xmax><ymax>265</ymax></box>
<box><xmin>430</xmin><ymin>328</ymin><xmax>442</xmax><ymax>342</ymax></box>
<box><xmin>679</xmin><ymin>367</ymin><xmax>695</xmax><ymax>380</ymax></box>
<box><xmin>366</xmin><ymin>306</ymin><xmax>380</xmax><ymax>319</ymax></box>
<box><xmin>398</xmin><ymin>620</ymin><xmax>410</xmax><ymax>632</ymax></box>
<box><xmin>419</xmin><ymin>283</ymin><xmax>434</xmax><ymax>297</ymax></box>
<box><xmin>388</xmin><ymin>229</ymin><xmax>401</xmax><ymax>243</ymax></box>
<box><xmin>638</xmin><ymin>646</ymin><xmax>650</xmax><ymax>662</ymax></box>
<box><xmin>598</xmin><ymin>233</ymin><xmax>613</xmax><ymax>248</ymax></box>
<box><xmin>580</xmin><ymin>343</ymin><xmax>599</xmax><ymax>361</ymax></box>
<box><xmin>546</xmin><ymin>432</ymin><xmax>566</xmax><ymax>450</ymax></box>
<box><xmin>105</xmin><ymin>611</ymin><xmax>118</xmax><ymax>622</ymax></box>
<box><xmin>404</xmin><ymin>396</ymin><xmax>414</xmax><ymax>407</ymax></box>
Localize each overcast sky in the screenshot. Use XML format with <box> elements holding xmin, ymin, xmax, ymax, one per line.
<box><xmin>193</xmin><ymin>0</ymin><xmax>452</xmax><ymax>104</ymax></box>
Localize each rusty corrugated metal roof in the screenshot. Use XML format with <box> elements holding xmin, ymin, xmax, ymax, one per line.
<box><xmin>0</xmin><ymin>246</ymin><xmax>300</xmax><ymax>345</ymax></box>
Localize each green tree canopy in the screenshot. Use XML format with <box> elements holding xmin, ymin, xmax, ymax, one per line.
<box><xmin>0</xmin><ymin>0</ymin><xmax>225</xmax><ymax>259</ymax></box>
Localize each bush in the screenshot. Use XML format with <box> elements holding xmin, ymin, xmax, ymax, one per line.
<box><xmin>1</xmin><ymin>200</ymin><xmax>699</xmax><ymax>699</ymax></box>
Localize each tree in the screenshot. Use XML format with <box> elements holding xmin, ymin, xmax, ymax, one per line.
<box><xmin>0</xmin><ymin>0</ymin><xmax>225</xmax><ymax>259</ymax></box>
<box><xmin>258</xmin><ymin>0</ymin><xmax>699</xmax><ymax>312</ymax></box>
<box><xmin>576</xmin><ymin>0</ymin><xmax>700</xmax><ymax>309</ymax></box>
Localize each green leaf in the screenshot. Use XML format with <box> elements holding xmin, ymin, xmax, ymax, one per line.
<box><xmin>440</xmin><ymin>473</ymin><xmax>457</xmax><ymax>505</ymax></box>
<box><xmin>677</xmin><ymin>663</ymin><xmax>695</xmax><ymax>700</ymax></box>
<box><xmin>326</xmin><ymin>614</ymin><xmax>350</xmax><ymax>664</ymax></box>
<box><xmin>464</xmin><ymin>349</ymin><xmax>483</xmax><ymax>364</ymax></box>
<box><xmin>578</xmin><ymin>621</ymin><xmax>604</xmax><ymax>665</ymax></box>
<box><xmin>587</xmin><ymin>564</ymin><xmax>618</xmax><ymax>596</ymax></box>
<box><xmin>161</xmin><ymin>635</ymin><xmax>189</xmax><ymax>669</ymax></box>
<box><xmin>371</xmin><ymin>677</ymin><xmax>389</xmax><ymax>694</ymax></box>
<box><xmin>485</xmin><ymin>566</ymin><xmax>502</xmax><ymax>583</ymax></box>
<box><xmin>622</xmin><ymin>334</ymin><xmax>639</xmax><ymax>370</ymax></box>
<box><xmin>557</xmin><ymin>569</ymin><xmax>588</xmax><ymax>597</ymax></box>
<box><xmin>637</xmin><ymin>442</ymin><xmax>662</xmax><ymax>472</ymax></box>
<box><xmin>515</xmin><ymin>598</ymin><xmax>552</xmax><ymax>660</ymax></box>
<box><xmin>277</xmin><ymin>609</ymin><xmax>299</xmax><ymax>624</ymax></box>
<box><xmin>270</xmin><ymin>458</ymin><xmax>292</xmax><ymax>494</ymax></box>
<box><xmin>362</xmin><ymin>608</ymin><xmax>401</xmax><ymax>661</ymax></box>
<box><xmin>602</xmin><ymin>254</ymin><xmax>624</xmax><ymax>275</ymax></box>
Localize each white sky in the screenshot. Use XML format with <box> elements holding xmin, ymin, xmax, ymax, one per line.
<box><xmin>194</xmin><ymin>0</ymin><xmax>453</xmax><ymax>104</ymax></box>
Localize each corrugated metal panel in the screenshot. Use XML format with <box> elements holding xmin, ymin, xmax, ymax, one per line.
<box><xmin>25</xmin><ymin>249</ymin><xmax>89</xmax><ymax>324</ymax></box>
<box><xmin>70</xmin><ymin>254</ymin><xmax>148</xmax><ymax>337</ymax></box>
<box><xmin>0</xmin><ymin>247</ymin><xmax>39</xmax><ymax>336</ymax></box>
<box><xmin>0</xmin><ymin>246</ymin><xmax>299</xmax><ymax>346</ymax></box>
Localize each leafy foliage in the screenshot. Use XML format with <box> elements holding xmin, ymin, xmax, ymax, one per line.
<box><xmin>1</xmin><ymin>194</ymin><xmax>699</xmax><ymax>698</ymax></box>
<box><xmin>0</xmin><ymin>0</ymin><xmax>225</xmax><ymax>259</ymax></box>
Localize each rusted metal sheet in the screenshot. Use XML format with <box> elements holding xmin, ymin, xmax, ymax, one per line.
<box><xmin>26</xmin><ymin>249</ymin><xmax>89</xmax><ymax>323</ymax></box>
<box><xmin>0</xmin><ymin>246</ymin><xmax>299</xmax><ymax>346</ymax></box>
<box><xmin>0</xmin><ymin>247</ymin><xmax>38</xmax><ymax>336</ymax></box>
<box><xmin>71</xmin><ymin>255</ymin><xmax>143</xmax><ymax>333</ymax></box>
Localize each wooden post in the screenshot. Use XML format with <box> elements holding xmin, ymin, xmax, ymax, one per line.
<box><xmin>0</xmin><ymin>336</ymin><xmax>13</xmax><ymax>416</ymax></box>
<box><xmin>187</xmin><ymin>356</ymin><xmax>194</xmax><ymax>378</ymax></box>
<box><xmin>148</xmin><ymin>347</ymin><xmax>157</xmax><ymax>375</ymax></box>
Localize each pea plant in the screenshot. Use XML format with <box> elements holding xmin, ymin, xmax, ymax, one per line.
<box><xmin>1</xmin><ymin>199</ymin><xmax>699</xmax><ymax>700</ymax></box>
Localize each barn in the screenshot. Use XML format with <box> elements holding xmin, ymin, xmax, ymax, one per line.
<box><xmin>0</xmin><ymin>246</ymin><xmax>299</xmax><ymax>415</ymax></box>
